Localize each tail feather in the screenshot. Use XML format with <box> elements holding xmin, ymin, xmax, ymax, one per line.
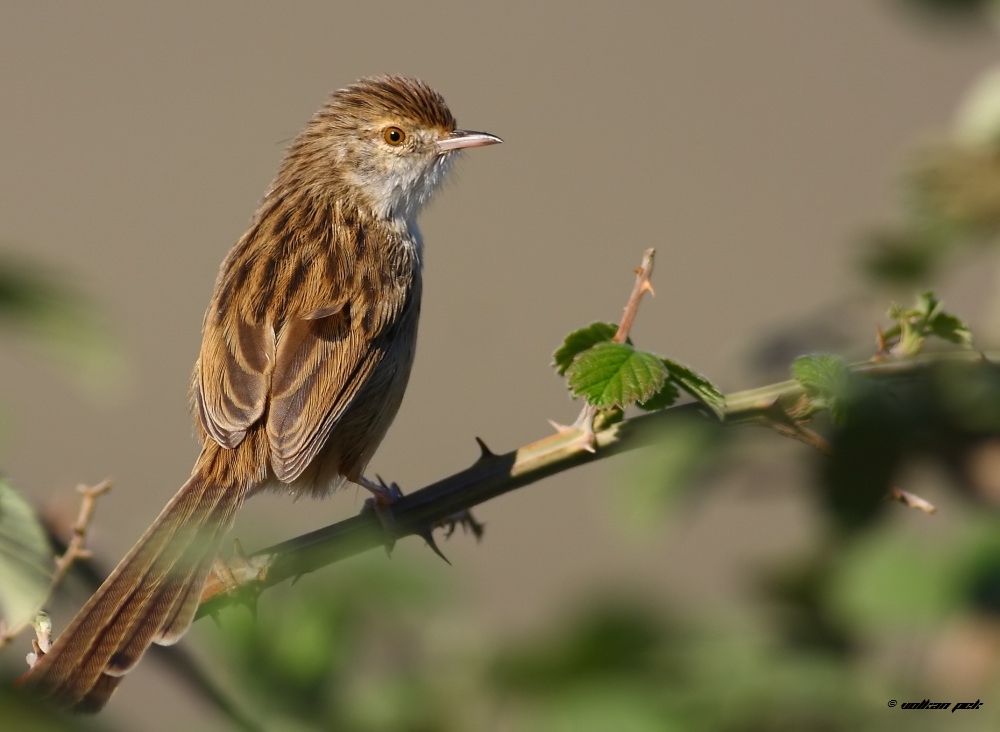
<box><xmin>76</xmin><ymin>673</ymin><xmax>121</xmax><ymax>714</ymax></box>
<box><xmin>18</xmin><ymin>459</ymin><xmax>249</xmax><ymax>710</ymax></box>
<box><xmin>157</xmin><ymin>481</ymin><xmax>246</xmax><ymax>645</ymax></box>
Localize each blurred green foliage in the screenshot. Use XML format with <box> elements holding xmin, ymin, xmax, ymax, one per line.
<box><xmin>895</xmin><ymin>0</ymin><xmax>996</xmax><ymax>23</ymax></box>
<box><xmin>0</xmin><ymin>477</ymin><xmax>52</xmax><ymax>633</ymax></box>
<box><xmin>0</xmin><ymin>252</ymin><xmax>121</xmax><ymax>395</ymax></box>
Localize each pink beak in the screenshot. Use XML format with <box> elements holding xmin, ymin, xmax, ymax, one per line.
<box><xmin>435</xmin><ymin>129</ymin><xmax>503</xmax><ymax>153</ymax></box>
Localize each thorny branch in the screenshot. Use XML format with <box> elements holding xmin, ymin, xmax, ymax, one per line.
<box><xmin>18</xmin><ymin>252</ymin><xmax>977</xmax><ymax>631</ymax></box>
<box><xmin>194</xmin><ymin>252</ymin><xmax>975</xmax><ymax>617</ymax></box>
<box><xmin>762</xmin><ymin>405</ymin><xmax>936</xmax><ymax>513</ymax></box>
<box><xmin>759</xmin><ymin>404</ymin><xmax>936</xmax><ymax>513</ymax></box>
<box><xmin>199</xmin><ymin>249</ymin><xmax>656</xmax><ymax>613</ymax></box>
<box><xmin>201</xmin><ymin>353</ymin><xmax>982</xmax><ymax>617</ymax></box>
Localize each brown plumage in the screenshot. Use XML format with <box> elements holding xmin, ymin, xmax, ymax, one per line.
<box><xmin>18</xmin><ymin>75</ymin><xmax>500</xmax><ymax>712</ymax></box>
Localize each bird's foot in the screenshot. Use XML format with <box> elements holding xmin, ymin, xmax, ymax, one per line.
<box><xmin>356</xmin><ymin>476</ymin><xmax>476</xmax><ymax>564</ymax></box>
<box><xmin>206</xmin><ymin>539</ymin><xmax>261</xmax><ymax>620</ymax></box>
<box><xmin>24</xmin><ymin>612</ymin><xmax>52</xmax><ymax>668</ymax></box>
<box><xmin>436</xmin><ymin>509</ymin><xmax>485</xmax><ymax>541</ymax></box>
<box><xmin>357</xmin><ymin>475</ymin><xmax>404</xmax><ymax>555</ymax></box>
<box><xmin>357</xmin><ymin>474</ymin><xmax>405</xmax><ymax>508</ymax></box>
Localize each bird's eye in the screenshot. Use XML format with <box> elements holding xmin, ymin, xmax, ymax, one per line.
<box><xmin>383</xmin><ymin>126</ymin><xmax>406</xmax><ymax>146</ymax></box>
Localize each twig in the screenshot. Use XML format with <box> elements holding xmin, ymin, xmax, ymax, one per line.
<box><xmin>888</xmin><ymin>487</ymin><xmax>937</xmax><ymax>514</ymax></box>
<box><xmin>553</xmin><ymin>249</ymin><xmax>657</xmax><ymax>449</ymax></box>
<box><xmin>51</xmin><ymin>480</ymin><xmax>112</xmax><ymax>587</ymax></box>
<box><xmin>757</xmin><ymin>402</ymin><xmax>937</xmax><ymax>514</ymax></box>
<box><xmin>613</xmin><ymin>248</ymin><xmax>656</xmax><ymax>343</ymax></box>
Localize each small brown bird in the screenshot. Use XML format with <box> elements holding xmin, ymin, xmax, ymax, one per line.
<box><xmin>19</xmin><ymin>75</ymin><xmax>500</xmax><ymax>711</ymax></box>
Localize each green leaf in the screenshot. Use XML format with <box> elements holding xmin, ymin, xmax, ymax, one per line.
<box><xmin>552</xmin><ymin>322</ymin><xmax>626</xmax><ymax>376</ymax></box>
<box><xmin>565</xmin><ymin>342</ymin><xmax>667</xmax><ymax>410</ymax></box>
<box><xmin>791</xmin><ymin>354</ymin><xmax>852</xmax><ymax>422</ymax></box>
<box><xmin>928</xmin><ymin>310</ymin><xmax>972</xmax><ymax>346</ymax></box>
<box><xmin>915</xmin><ymin>289</ymin><xmax>941</xmax><ymax>319</ymax></box>
<box><xmin>882</xmin><ymin>290</ymin><xmax>972</xmax><ymax>355</ymax></box>
<box><xmin>636</xmin><ymin>380</ymin><xmax>680</xmax><ymax>411</ymax></box>
<box><xmin>0</xmin><ymin>478</ymin><xmax>53</xmax><ymax>629</ymax></box>
<box><xmin>593</xmin><ymin>408</ymin><xmax>626</xmax><ymax>431</ymax></box>
<box><xmin>662</xmin><ymin>359</ymin><xmax>725</xmax><ymax>419</ymax></box>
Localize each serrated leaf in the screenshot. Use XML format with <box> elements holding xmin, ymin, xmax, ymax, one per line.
<box><xmin>886</xmin><ymin>302</ymin><xmax>905</xmax><ymax>322</ymax></box>
<box><xmin>882</xmin><ymin>291</ymin><xmax>973</xmax><ymax>355</ymax></box>
<box><xmin>791</xmin><ymin>354</ymin><xmax>852</xmax><ymax>422</ymax></box>
<box><xmin>552</xmin><ymin>322</ymin><xmax>627</xmax><ymax>376</ymax></box>
<box><xmin>662</xmin><ymin>359</ymin><xmax>725</xmax><ymax>419</ymax></box>
<box><xmin>565</xmin><ymin>342</ymin><xmax>667</xmax><ymax>410</ymax></box>
<box><xmin>928</xmin><ymin>310</ymin><xmax>972</xmax><ymax>346</ymax></box>
<box><xmin>0</xmin><ymin>478</ymin><xmax>53</xmax><ymax>628</ymax></box>
<box><xmin>637</xmin><ymin>379</ymin><xmax>680</xmax><ymax>411</ymax></box>
<box><xmin>915</xmin><ymin>289</ymin><xmax>941</xmax><ymax>321</ymax></box>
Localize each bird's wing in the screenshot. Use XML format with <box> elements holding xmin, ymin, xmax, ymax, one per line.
<box><xmin>195</xmin><ymin>310</ymin><xmax>275</xmax><ymax>449</ymax></box>
<box><xmin>195</xmin><ymin>211</ymin><xmax>414</xmax><ymax>483</ymax></box>
<box><xmin>264</xmin><ymin>281</ymin><xmax>410</xmax><ymax>482</ymax></box>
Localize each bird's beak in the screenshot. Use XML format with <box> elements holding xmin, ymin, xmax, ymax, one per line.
<box><xmin>435</xmin><ymin>129</ymin><xmax>503</xmax><ymax>153</ymax></box>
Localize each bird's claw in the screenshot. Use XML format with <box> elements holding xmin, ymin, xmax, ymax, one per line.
<box><xmin>357</xmin><ymin>476</ymin><xmax>484</xmax><ymax>563</ymax></box>
<box><xmin>210</xmin><ymin>542</ymin><xmax>260</xmax><ymax>619</ymax></box>
<box><xmin>25</xmin><ymin>612</ymin><xmax>52</xmax><ymax>668</ymax></box>
<box><xmin>436</xmin><ymin>509</ymin><xmax>485</xmax><ymax>541</ymax></box>
<box><xmin>358</xmin><ymin>475</ymin><xmax>404</xmax><ymax>556</ymax></box>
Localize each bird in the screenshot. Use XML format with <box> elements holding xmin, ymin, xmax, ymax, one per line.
<box><xmin>18</xmin><ymin>75</ymin><xmax>501</xmax><ymax>712</ymax></box>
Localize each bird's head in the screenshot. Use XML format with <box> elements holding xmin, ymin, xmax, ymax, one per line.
<box><xmin>284</xmin><ymin>76</ymin><xmax>501</xmax><ymax>223</ymax></box>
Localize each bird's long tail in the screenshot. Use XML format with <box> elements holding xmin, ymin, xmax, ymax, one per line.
<box><xmin>18</xmin><ymin>444</ymin><xmax>253</xmax><ymax>712</ymax></box>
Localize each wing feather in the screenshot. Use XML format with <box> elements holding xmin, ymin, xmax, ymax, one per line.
<box><xmin>196</xmin><ymin>315</ymin><xmax>274</xmax><ymax>448</ymax></box>
<box><xmin>266</xmin><ymin>287</ymin><xmax>408</xmax><ymax>482</ymax></box>
<box><xmin>194</xmin><ymin>200</ymin><xmax>415</xmax><ymax>484</ymax></box>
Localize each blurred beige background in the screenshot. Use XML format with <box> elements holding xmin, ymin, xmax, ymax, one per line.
<box><xmin>1</xmin><ymin>1</ymin><xmax>997</xmax><ymax>726</ymax></box>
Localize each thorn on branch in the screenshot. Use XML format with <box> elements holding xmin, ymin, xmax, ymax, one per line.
<box><xmin>474</xmin><ymin>436</ymin><xmax>497</xmax><ymax>461</ymax></box>
<box><xmin>415</xmin><ymin>507</ymin><xmax>488</xmax><ymax>564</ymax></box>
<box><xmin>416</xmin><ymin>528</ymin><xmax>451</xmax><ymax>565</ymax></box>
<box><xmin>574</xmin><ymin>407</ymin><xmax>598</xmax><ymax>453</ymax></box>
<box><xmin>874</xmin><ymin>324</ymin><xmax>889</xmax><ymax>361</ymax></box>
<box><xmin>549</xmin><ymin>410</ymin><xmax>597</xmax><ymax>453</ymax></box>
